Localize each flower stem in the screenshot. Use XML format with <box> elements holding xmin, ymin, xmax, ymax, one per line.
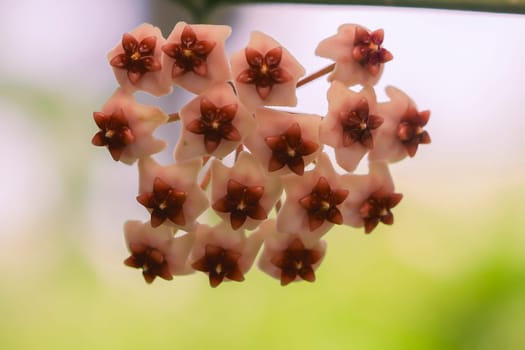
<box><xmin>200</xmin><ymin>156</ymin><xmax>212</xmax><ymax>190</ymax></box>
<box><xmin>296</xmin><ymin>63</ymin><xmax>335</xmax><ymax>88</ymax></box>
<box><xmin>168</xmin><ymin>113</ymin><xmax>180</xmax><ymax>123</ymax></box>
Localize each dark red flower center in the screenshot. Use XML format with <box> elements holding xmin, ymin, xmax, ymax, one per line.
<box><xmin>299</xmin><ymin>177</ymin><xmax>349</xmax><ymax>231</ymax></box>
<box><xmin>236</xmin><ymin>46</ymin><xmax>293</xmax><ymax>99</ymax></box>
<box><xmin>91</xmin><ymin>110</ymin><xmax>135</xmax><ymax>161</ymax></box>
<box><xmin>352</xmin><ymin>27</ymin><xmax>393</xmax><ymax>75</ymax></box>
<box><xmin>340</xmin><ymin>98</ymin><xmax>384</xmax><ymax>148</ymax></box>
<box><xmin>359</xmin><ymin>191</ymin><xmax>403</xmax><ymax>233</ymax></box>
<box><xmin>136</xmin><ymin>177</ymin><xmax>187</xmax><ymax>228</ymax></box>
<box><xmin>397</xmin><ymin>107</ymin><xmax>431</xmax><ymax>157</ymax></box>
<box><xmin>162</xmin><ymin>25</ymin><xmax>216</xmax><ymax>77</ymax></box>
<box><xmin>212</xmin><ymin>179</ymin><xmax>267</xmax><ymax>230</ymax></box>
<box><xmin>270</xmin><ymin>238</ymin><xmax>322</xmax><ymax>286</ymax></box>
<box><xmin>191</xmin><ymin>244</ymin><xmax>244</xmax><ymax>287</ymax></box>
<box><xmin>124</xmin><ymin>243</ymin><xmax>172</xmax><ymax>284</ymax></box>
<box><xmin>264</xmin><ymin>122</ymin><xmax>318</xmax><ymax>175</ymax></box>
<box><xmin>109</xmin><ymin>33</ymin><xmax>161</xmax><ymax>84</ymax></box>
<box><xmin>185</xmin><ymin>98</ymin><xmax>241</xmax><ymax>153</ymax></box>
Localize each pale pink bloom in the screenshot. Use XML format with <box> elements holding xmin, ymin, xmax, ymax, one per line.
<box><xmin>123</xmin><ymin>220</ymin><xmax>195</xmax><ymax>283</ymax></box>
<box><xmin>162</xmin><ymin>22</ymin><xmax>232</xmax><ymax>94</ymax></box>
<box><xmin>244</xmin><ymin>107</ymin><xmax>322</xmax><ymax>176</ymax></box>
<box><xmin>320</xmin><ymin>81</ymin><xmax>383</xmax><ymax>172</ymax></box>
<box><xmin>174</xmin><ymin>83</ymin><xmax>254</xmax><ymax>161</ymax></box>
<box><xmin>315</xmin><ymin>24</ymin><xmax>393</xmax><ymax>87</ymax></box>
<box><xmin>189</xmin><ymin>222</ymin><xmax>264</xmax><ymax>287</ymax></box>
<box><xmin>231</xmin><ymin>31</ymin><xmax>305</xmax><ymax>111</ymax></box>
<box><xmin>108</xmin><ymin>23</ymin><xmax>172</xmax><ymax>96</ymax></box>
<box><xmin>137</xmin><ymin>157</ymin><xmax>208</xmax><ymax>231</ymax></box>
<box><xmin>368</xmin><ymin>86</ymin><xmax>431</xmax><ymax>162</ymax></box>
<box><xmin>277</xmin><ymin>153</ymin><xmax>349</xmax><ymax>239</ymax></box>
<box><xmin>341</xmin><ymin>160</ymin><xmax>402</xmax><ymax>233</ymax></box>
<box><xmin>256</xmin><ymin>219</ymin><xmax>326</xmax><ymax>286</ymax></box>
<box><xmin>91</xmin><ymin>88</ymin><xmax>168</xmax><ymax>164</ymax></box>
<box><xmin>210</xmin><ymin>151</ymin><xmax>282</xmax><ymax>231</ymax></box>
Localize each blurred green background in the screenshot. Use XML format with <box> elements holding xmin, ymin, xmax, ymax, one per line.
<box><xmin>1</xmin><ymin>1</ymin><xmax>524</xmax><ymax>349</ymax></box>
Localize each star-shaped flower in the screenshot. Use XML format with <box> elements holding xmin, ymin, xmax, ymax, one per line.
<box><xmin>91</xmin><ymin>109</ymin><xmax>134</xmax><ymax>161</ymax></box>
<box><xmin>211</xmin><ymin>151</ymin><xmax>282</xmax><ymax>231</ymax></box>
<box><xmin>320</xmin><ymin>81</ymin><xmax>383</xmax><ymax>171</ymax></box>
<box><xmin>190</xmin><ymin>222</ymin><xmax>264</xmax><ymax>287</ymax></box>
<box><xmin>123</xmin><ymin>220</ymin><xmax>195</xmax><ymax>283</ymax></box>
<box><xmin>341</xmin><ymin>160</ymin><xmax>402</xmax><ymax>233</ymax></box>
<box><xmin>256</xmin><ymin>220</ymin><xmax>326</xmax><ymax>286</ymax></box>
<box><xmin>138</xmin><ymin>157</ymin><xmax>208</xmax><ymax>231</ymax></box>
<box><xmin>368</xmin><ymin>86</ymin><xmax>431</xmax><ymax>162</ymax></box>
<box><xmin>277</xmin><ymin>153</ymin><xmax>348</xmax><ymax>238</ymax></box>
<box><xmin>91</xmin><ymin>89</ymin><xmax>168</xmax><ymax>164</ymax></box>
<box><xmin>315</xmin><ymin>24</ymin><xmax>393</xmax><ymax>87</ymax></box>
<box><xmin>162</xmin><ymin>22</ymin><xmax>232</xmax><ymax>94</ymax></box>
<box><xmin>107</xmin><ymin>23</ymin><xmax>171</xmax><ymax>96</ymax></box>
<box><xmin>231</xmin><ymin>31</ymin><xmax>305</xmax><ymax>111</ymax></box>
<box><xmin>175</xmin><ymin>83</ymin><xmax>254</xmax><ymax>162</ymax></box>
<box><xmin>136</xmin><ymin>177</ymin><xmax>187</xmax><ymax>228</ymax></box>
<box><xmin>298</xmin><ymin>176</ymin><xmax>349</xmax><ymax>231</ymax></box>
<box><xmin>359</xmin><ymin>190</ymin><xmax>403</xmax><ymax>233</ymax></box>
<box><xmin>244</xmin><ymin>107</ymin><xmax>322</xmax><ymax>176</ymax></box>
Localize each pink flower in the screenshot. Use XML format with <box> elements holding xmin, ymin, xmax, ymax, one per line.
<box><xmin>174</xmin><ymin>83</ymin><xmax>254</xmax><ymax>161</ymax></box>
<box><xmin>244</xmin><ymin>107</ymin><xmax>322</xmax><ymax>176</ymax></box>
<box><xmin>277</xmin><ymin>153</ymin><xmax>348</xmax><ymax>239</ymax></box>
<box><xmin>210</xmin><ymin>151</ymin><xmax>282</xmax><ymax>230</ymax></box>
<box><xmin>368</xmin><ymin>86</ymin><xmax>431</xmax><ymax>162</ymax></box>
<box><xmin>231</xmin><ymin>31</ymin><xmax>305</xmax><ymax>111</ymax></box>
<box><xmin>190</xmin><ymin>222</ymin><xmax>264</xmax><ymax>287</ymax></box>
<box><xmin>91</xmin><ymin>89</ymin><xmax>168</xmax><ymax>164</ymax></box>
<box><xmin>123</xmin><ymin>220</ymin><xmax>195</xmax><ymax>283</ymax></box>
<box><xmin>137</xmin><ymin>157</ymin><xmax>208</xmax><ymax>231</ymax></box>
<box><xmin>341</xmin><ymin>161</ymin><xmax>402</xmax><ymax>233</ymax></box>
<box><xmin>162</xmin><ymin>22</ymin><xmax>232</xmax><ymax>94</ymax></box>
<box><xmin>320</xmin><ymin>81</ymin><xmax>384</xmax><ymax>172</ymax></box>
<box><xmin>256</xmin><ymin>220</ymin><xmax>326</xmax><ymax>286</ymax></box>
<box><xmin>108</xmin><ymin>23</ymin><xmax>172</xmax><ymax>96</ymax></box>
<box><xmin>315</xmin><ymin>24</ymin><xmax>393</xmax><ymax>87</ymax></box>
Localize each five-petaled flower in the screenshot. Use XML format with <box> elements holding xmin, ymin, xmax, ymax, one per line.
<box><xmin>277</xmin><ymin>153</ymin><xmax>348</xmax><ymax>239</ymax></box>
<box><xmin>316</xmin><ymin>24</ymin><xmax>393</xmax><ymax>87</ymax></box>
<box><xmin>231</xmin><ymin>31</ymin><xmax>305</xmax><ymax>111</ymax></box>
<box><xmin>138</xmin><ymin>157</ymin><xmax>208</xmax><ymax>231</ymax></box>
<box><xmin>341</xmin><ymin>161</ymin><xmax>402</xmax><ymax>234</ymax></box>
<box><xmin>162</xmin><ymin>22</ymin><xmax>232</xmax><ymax>93</ymax></box>
<box><xmin>352</xmin><ymin>26</ymin><xmax>393</xmax><ymax>76</ymax></box>
<box><xmin>107</xmin><ymin>23</ymin><xmax>171</xmax><ymax>96</ymax></box>
<box><xmin>211</xmin><ymin>151</ymin><xmax>282</xmax><ymax>231</ymax></box>
<box><xmin>190</xmin><ymin>222</ymin><xmax>264</xmax><ymax>287</ymax></box>
<box><xmin>245</xmin><ymin>107</ymin><xmax>321</xmax><ymax>176</ymax></box>
<box><xmin>91</xmin><ymin>89</ymin><xmax>167</xmax><ymax>164</ymax></box>
<box><xmin>256</xmin><ymin>220</ymin><xmax>326</xmax><ymax>286</ymax></box>
<box><xmin>320</xmin><ymin>81</ymin><xmax>384</xmax><ymax>171</ymax></box>
<box><xmin>359</xmin><ymin>190</ymin><xmax>403</xmax><ymax>233</ymax></box>
<box><xmin>369</xmin><ymin>86</ymin><xmax>431</xmax><ymax>162</ymax></box>
<box><xmin>91</xmin><ymin>109</ymin><xmax>134</xmax><ymax>162</ymax></box>
<box><xmin>299</xmin><ymin>176</ymin><xmax>349</xmax><ymax>231</ymax></box>
<box><xmin>136</xmin><ymin>177</ymin><xmax>187</xmax><ymax>227</ymax></box>
<box><xmin>123</xmin><ymin>220</ymin><xmax>195</xmax><ymax>283</ymax></box>
<box><xmin>175</xmin><ymin>83</ymin><xmax>254</xmax><ymax>161</ymax></box>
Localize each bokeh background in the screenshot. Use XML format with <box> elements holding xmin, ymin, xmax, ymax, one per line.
<box><xmin>1</xmin><ymin>1</ymin><xmax>524</xmax><ymax>349</ymax></box>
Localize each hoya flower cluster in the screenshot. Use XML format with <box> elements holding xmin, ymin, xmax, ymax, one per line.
<box><xmin>92</xmin><ymin>22</ymin><xmax>431</xmax><ymax>287</ymax></box>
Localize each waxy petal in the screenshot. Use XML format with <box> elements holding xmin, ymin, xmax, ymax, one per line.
<box><xmin>231</xmin><ymin>31</ymin><xmax>305</xmax><ymax>111</ymax></box>
<box><xmin>176</xmin><ymin>83</ymin><xmax>254</xmax><ymax>161</ymax></box>
<box><xmin>163</xmin><ymin>22</ymin><xmax>232</xmax><ymax>93</ymax></box>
